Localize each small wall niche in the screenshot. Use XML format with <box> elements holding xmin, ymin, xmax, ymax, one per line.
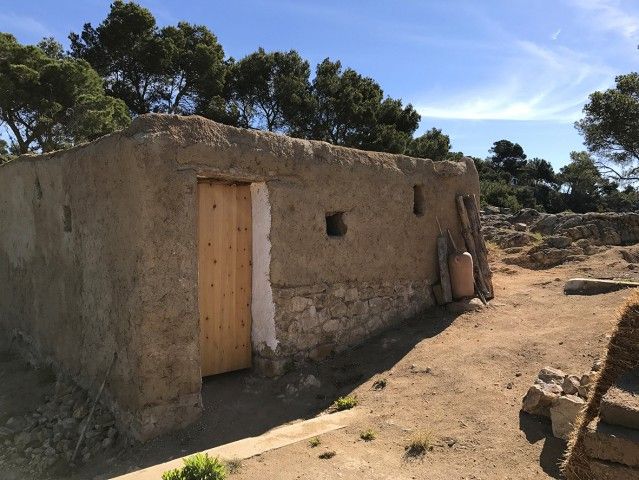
<box><xmin>62</xmin><ymin>205</ymin><xmax>72</xmax><ymax>232</ymax></box>
<box><xmin>326</xmin><ymin>212</ymin><xmax>347</xmax><ymax>237</ymax></box>
<box><xmin>413</xmin><ymin>185</ymin><xmax>425</xmax><ymax>216</ymax></box>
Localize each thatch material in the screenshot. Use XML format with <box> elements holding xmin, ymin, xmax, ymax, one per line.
<box><xmin>562</xmin><ymin>290</ymin><xmax>639</xmax><ymax>479</ymax></box>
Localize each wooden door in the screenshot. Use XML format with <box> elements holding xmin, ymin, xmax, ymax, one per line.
<box><xmin>197</xmin><ymin>181</ymin><xmax>252</xmax><ymax>376</ymax></box>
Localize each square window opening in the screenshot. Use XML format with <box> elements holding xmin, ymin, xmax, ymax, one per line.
<box><xmin>326</xmin><ymin>212</ymin><xmax>347</xmax><ymax>237</ymax></box>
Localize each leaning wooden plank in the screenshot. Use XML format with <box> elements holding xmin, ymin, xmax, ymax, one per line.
<box><xmin>456</xmin><ymin>195</ymin><xmax>489</xmax><ymax>298</ymax></box>
<box><xmin>437</xmin><ymin>235</ymin><xmax>453</xmax><ymax>304</ymax></box>
<box><xmin>463</xmin><ymin>194</ymin><xmax>494</xmax><ymax>299</ymax></box>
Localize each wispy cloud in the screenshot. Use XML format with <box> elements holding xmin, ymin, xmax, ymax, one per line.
<box><xmin>0</xmin><ymin>13</ymin><xmax>51</xmax><ymax>38</ymax></box>
<box><xmin>568</xmin><ymin>0</ymin><xmax>639</xmax><ymax>39</ymax></box>
<box><xmin>416</xmin><ymin>41</ymin><xmax>614</xmax><ymax>122</ymax></box>
<box><xmin>552</xmin><ymin>28</ymin><xmax>562</xmax><ymax>41</ymax></box>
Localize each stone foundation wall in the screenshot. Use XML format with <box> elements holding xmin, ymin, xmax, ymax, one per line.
<box><xmin>254</xmin><ymin>280</ymin><xmax>433</xmax><ymax>373</ymax></box>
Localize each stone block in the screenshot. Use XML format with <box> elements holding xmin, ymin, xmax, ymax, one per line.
<box><xmin>589</xmin><ymin>458</ymin><xmax>639</xmax><ymax>480</ymax></box>
<box><xmin>344</xmin><ymin>287</ymin><xmax>359</xmax><ymax>302</ymax></box>
<box><xmin>289</xmin><ymin>296</ymin><xmax>312</xmax><ymax>313</ymax></box>
<box><xmin>347</xmin><ymin>300</ymin><xmax>368</xmax><ymax>316</ymax></box>
<box><xmin>583</xmin><ymin>417</ymin><xmax>639</xmax><ymax>468</ymax></box>
<box><xmin>298</xmin><ymin>309</ymin><xmax>320</xmax><ymax>333</ymax></box>
<box><xmin>600</xmin><ymin>370</ymin><xmax>639</xmax><ymax>430</ymax></box>
<box><xmin>322</xmin><ymin>318</ymin><xmax>340</xmax><ymax>333</ymax></box>
<box><xmin>522</xmin><ymin>382</ymin><xmax>562</xmax><ymax>417</ymax></box>
<box><xmin>562</xmin><ymin>375</ymin><xmax>580</xmax><ymax>395</ymax></box>
<box><xmin>332</xmin><ymin>285</ymin><xmax>346</xmax><ymax>298</ymax></box>
<box><xmin>550</xmin><ymin>394</ymin><xmax>585</xmax><ymax>440</ymax></box>
<box><xmin>368</xmin><ymin>297</ymin><xmax>383</xmax><ymax>312</ymax></box>
<box><xmin>538</xmin><ymin>367</ymin><xmax>566</xmax><ymax>385</ymax></box>
<box><xmin>330</xmin><ymin>302</ymin><xmax>347</xmax><ymax>318</ymax></box>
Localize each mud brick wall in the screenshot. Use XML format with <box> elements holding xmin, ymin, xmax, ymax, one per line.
<box><xmin>0</xmin><ymin>114</ymin><xmax>480</xmax><ymax>439</ymax></box>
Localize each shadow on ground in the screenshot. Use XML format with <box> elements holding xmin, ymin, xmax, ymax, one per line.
<box><xmin>68</xmin><ymin>307</ymin><xmax>458</xmax><ymax>479</ymax></box>
<box><xmin>519</xmin><ymin>411</ymin><xmax>567</xmax><ymax>479</ymax></box>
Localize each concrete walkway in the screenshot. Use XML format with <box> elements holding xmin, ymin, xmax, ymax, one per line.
<box><xmin>111</xmin><ymin>409</ymin><xmax>359</xmax><ymax>479</ymax></box>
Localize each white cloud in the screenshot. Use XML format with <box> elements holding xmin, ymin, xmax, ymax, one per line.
<box><xmin>415</xmin><ymin>41</ymin><xmax>614</xmax><ymax>122</ymax></box>
<box><xmin>568</xmin><ymin>0</ymin><xmax>639</xmax><ymax>39</ymax></box>
<box><xmin>0</xmin><ymin>13</ymin><xmax>51</xmax><ymax>38</ymax></box>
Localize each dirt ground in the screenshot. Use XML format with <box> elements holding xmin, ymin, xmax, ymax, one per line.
<box><xmin>2</xmin><ymin>246</ymin><xmax>638</xmax><ymax>480</ymax></box>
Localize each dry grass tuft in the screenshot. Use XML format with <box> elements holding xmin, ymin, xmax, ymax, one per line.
<box><xmin>360</xmin><ymin>429</ymin><xmax>376</xmax><ymax>441</ymax></box>
<box><xmin>404</xmin><ymin>432</ymin><xmax>434</xmax><ymax>458</ymax></box>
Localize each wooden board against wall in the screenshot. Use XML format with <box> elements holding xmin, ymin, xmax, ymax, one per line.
<box><xmin>197</xmin><ymin>181</ymin><xmax>252</xmax><ymax>376</ymax></box>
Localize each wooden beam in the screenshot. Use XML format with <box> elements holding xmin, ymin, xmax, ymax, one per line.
<box><xmin>456</xmin><ymin>195</ymin><xmax>489</xmax><ymax>299</ymax></box>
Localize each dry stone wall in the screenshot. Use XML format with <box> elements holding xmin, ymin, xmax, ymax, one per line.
<box><xmin>260</xmin><ymin>280</ymin><xmax>433</xmax><ymax>371</ymax></box>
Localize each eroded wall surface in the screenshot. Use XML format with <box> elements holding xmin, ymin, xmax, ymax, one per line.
<box><xmin>0</xmin><ymin>114</ymin><xmax>480</xmax><ymax>438</ymax></box>
<box><xmin>132</xmin><ymin>115</ymin><xmax>480</xmax><ymax>374</ymax></box>
<box><xmin>0</xmin><ymin>132</ymin><xmax>202</xmax><ymax>440</ymax></box>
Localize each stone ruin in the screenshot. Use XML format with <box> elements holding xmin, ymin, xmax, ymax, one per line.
<box><xmin>0</xmin><ymin>376</ymin><xmax>117</xmax><ymax>475</ymax></box>
<box><xmin>482</xmin><ymin>207</ymin><xmax>639</xmax><ymax>268</ymax></box>
<box><xmin>563</xmin><ymin>291</ymin><xmax>639</xmax><ymax>479</ymax></box>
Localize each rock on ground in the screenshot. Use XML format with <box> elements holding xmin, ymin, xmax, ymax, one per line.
<box><xmin>550</xmin><ymin>394</ymin><xmax>585</xmax><ymax>440</ymax></box>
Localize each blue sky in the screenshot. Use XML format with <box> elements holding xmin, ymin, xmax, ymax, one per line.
<box><xmin>1</xmin><ymin>0</ymin><xmax>638</xmax><ymax>168</ymax></box>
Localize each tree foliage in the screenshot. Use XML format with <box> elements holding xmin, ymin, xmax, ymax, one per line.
<box><xmin>296</xmin><ymin>59</ymin><xmax>421</xmax><ymax>153</ymax></box>
<box><xmin>0</xmin><ymin>138</ymin><xmax>9</xmax><ymax>163</ymax></box>
<box><xmin>67</xmin><ymin>2</ymin><xmax>430</xmax><ymax>156</ymax></box>
<box><xmin>407</xmin><ymin>128</ymin><xmax>451</xmax><ymax>161</ymax></box>
<box><xmin>477</xmin><ymin>140</ymin><xmax>639</xmax><ymax>213</ymax></box>
<box><xmin>576</xmin><ymin>72</ymin><xmax>639</xmax><ymax>182</ymax></box>
<box><xmin>0</xmin><ymin>33</ymin><xmax>130</xmax><ymax>154</ymax></box>
<box><xmin>227</xmin><ymin>48</ymin><xmax>311</xmax><ymax>132</ymax></box>
<box><xmin>489</xmin><ymin>139</ymin><xmax>528</xmax><ymax>180</ymax></box>
<box><xmin>70</xmin><ymin>1</ymin><xmax>226</xmax><ymax>117</ymax></box>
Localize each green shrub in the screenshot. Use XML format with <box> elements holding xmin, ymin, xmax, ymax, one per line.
<box><xmin>162</xmin><ymin>453</ymin><xmax>227</xmax><ymax>480</ymax></box>
<box><xmin>308</xmin><ymin>436</ymin><xmax>321</xmax><ymax>447</ymax></box>
<box><xmin>480</xmin><ymin>180</ymin><xmax>521</xmax><ymax>212</ymax></box>
<box><xmin>332</xmin><ymin>395</ymin><xmax>358</xmax><ymax>411</ymax></box>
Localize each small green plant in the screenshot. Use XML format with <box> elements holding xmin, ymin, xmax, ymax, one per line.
<box><xmin>162</xmin><ymin>453</ymin><xmax>227</xmax><ymax>480</ymax></box>
<box><xmin>318</xmin><ymin>450</ymin><xmax>336</xmax><ymax>459</ymax></box>
<box><xmin>405</xmin><ymin>432</ymin><xmax>433</xmax><ymax>458</ymax></box>
<box><xmin>372</xmin><ymin>378</ymin><xmax>387</xmax><ymax>390</ymax></box>
<box><xmin>333</xmin><ymin>395</ymin><xmax>358</xmax><ymax>411</ymax></box>
<box><xmin>360</xmin><ymin>429</ymin><xmax>376</xmax><ymax>441</ymax></box>
<box><xmin>308</xmin><ymin>436</ymin><xmax>321</xmax><ymax>448</ymax></box>
<box><xmin>225</xmin><ymin>457</ymin><xmax>242</xmax><ymax>474</ymax></box>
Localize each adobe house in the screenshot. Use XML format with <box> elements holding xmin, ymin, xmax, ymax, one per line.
<box><xmin>0</xmin><ymin>114</ymin><xmax>480</xmax><ymax>440</ymax></box>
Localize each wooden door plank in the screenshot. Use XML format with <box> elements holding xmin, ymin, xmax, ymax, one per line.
<box><xmin>198</xmin><ymin>182</ymin><xmax>217</xmax><ymax>376</ymax></box>
<box><xmin>236</xmin><ymin>185</ymin><xmax>252</xmax><ymax>367</ymax></box>
<box><xmin>198</xmin><ymin>181</ymin><xmax>253</xmax><ymax>376</ymax></box>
